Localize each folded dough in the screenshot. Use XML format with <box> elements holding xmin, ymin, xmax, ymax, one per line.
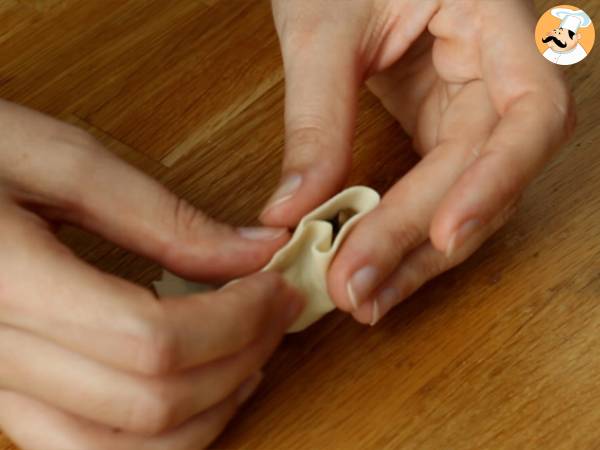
<box><xmin>154</xmin><ymin>186</ymin><xmax>381</xmax><ymax>332</ymax></box>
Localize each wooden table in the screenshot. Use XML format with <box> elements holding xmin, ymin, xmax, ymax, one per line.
<box><xmin>1</xmin><ymin>1</ymin><xmax>598</xmax><ymax>448</ymax></box>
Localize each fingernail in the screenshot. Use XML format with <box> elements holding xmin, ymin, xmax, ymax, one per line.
<box><xmin>237</xmin><ymin>227</ymin><xmax>287</xmax><ymax>241</ymax></box>
<box><xmin>370</xmin><ymin>299</ymin><xmax>380</xmax><ymax>326</ymax></box>
<box><xmin>446</xmin><ymin>219</ymin><xmax>481</xmax><ymax>258</ymax></box>
<box><xmin>237</xmin><ymin>371</ymin><xmax>264</xmax><ymax>405</ymax></box>
<box><xmin>262</xmin><ymin>173</ymin><xmax>303</xmax><ymax>213</ymax></box>
<box><xmin>347</xmin><ymin>266</ymin><xmax>378</xmax><ymax>310</ymax></box>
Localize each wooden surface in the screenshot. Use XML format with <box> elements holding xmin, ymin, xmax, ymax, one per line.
<box><xmin>1</xmin><ymin>1</ymin><xmax>599</xmax><ymax>448</ymax></box>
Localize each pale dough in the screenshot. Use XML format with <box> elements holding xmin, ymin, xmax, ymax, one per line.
<box><xmin>153</xmin><ymin>186</ymin><xmax>381</xmax><ymax>332</ymax></box>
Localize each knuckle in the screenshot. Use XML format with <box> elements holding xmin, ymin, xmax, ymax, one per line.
<box><xmin>54</xmin><ymin>129</ymin><xmax>98</xmax><ymax>172</ymax></box>
<box><xmin>285</xmin><ymin>121</ymin><xmax>334</xmax><ymax>164</ymax></box>
<box><xmin>276</xmin><ymin>11</ymin><xmax>322</xmax><ymax>53</ymax></box>
<box><xmin>4</xmin><ymin>125</ymin><xmax>99</xmax><ymax>210</ymax></box>
<box><xmin>158</xmin><ymin>194</ymin><xmax>216</xmax><ymax>266</ymax></box>
<box><xmin>133</xmin><ymin>306</ymin><xmax>179</xmax><ymax>375</ymax></box>
<box><xmin>284</xmin><ymin>119</ymin><xmax>351</xmax><ymax>175</ymax></box>
<box><xmin>55</xmin><ymin>124</ymin><xmax>99</xmax><ymax>150</ymax></box>
<box><xmin>221</xmin><ymin>309</ymin><xmax>260</xmax><ymax>351</ymax></box>
<box><xmin>247</xmin><ymin>271</ymin><xmax>285</xmax><ymax>291</ymax></box>
<box><xmin>168</xmin><ymin>195</ymin><xmax>211</xmax><ymax>241</ymax></box>
<box><xmin>48</xmin><ymin>135</ymin><xmax>99</xmax><ymax>211</ymax></box>
<box><xmin>129</xmin><ymin>381</ymin><xmax>178</xmax><ymax>435</ymax></box>
<box><xmin>286</xmin><ymin>122</ymin><xmax>324</xmax><ymax>148</ymax></box>
<box><xmin>380</xmin><ymin>214</ymin><xmax>424</xmax><ymax>255</ymax></box>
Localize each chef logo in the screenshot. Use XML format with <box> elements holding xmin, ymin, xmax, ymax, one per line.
<box><xmin>535</xmin><ymin>5</ymin><xmax>595</xmax><ymax>65</ymax></box>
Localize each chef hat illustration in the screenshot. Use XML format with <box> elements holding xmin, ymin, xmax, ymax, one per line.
<box><xmin>551</xmin><ymin>8</ymin><xmax>592</xmax><ymax>34</ymax></box>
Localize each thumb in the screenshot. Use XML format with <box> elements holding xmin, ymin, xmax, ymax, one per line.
<box><xmin>260</xmin><ymin>24</ymin><xmax>359</xmax><ymax>226</ymax></box>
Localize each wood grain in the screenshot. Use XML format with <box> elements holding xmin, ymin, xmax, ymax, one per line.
<box><xmin>1</xmin><ymin>0</ymin><xmax>599</xmax><ymax>449</ymax></box>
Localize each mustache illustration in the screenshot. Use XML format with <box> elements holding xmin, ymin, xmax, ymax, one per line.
<box><xmin>542</xmin><ymin>35</ymin><xmax>567</xmax><ymax>48</ymax></box>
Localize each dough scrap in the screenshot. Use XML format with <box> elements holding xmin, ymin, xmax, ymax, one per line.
<box><xmin>154</xmin><ymin>186</ymin><xmax>381</xmax><ymax>332</ymax></box>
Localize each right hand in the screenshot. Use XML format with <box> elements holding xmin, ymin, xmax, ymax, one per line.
<box><xmin>264</xmin><ymin>0</ymin><xmax>573</xmax><ymax>326</ymax></box>
<box><xmin>0</xmin><ymin>100</ymin><xmax>304</xmax><ymax>450</ymax></box>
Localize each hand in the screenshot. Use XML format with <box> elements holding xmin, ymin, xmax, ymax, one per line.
<box><xmin>262</xmin><ymin>0</ymin><xmax>575</xmax><ymax>324</ymax></box>
<box><xmin>0</xmin><ymin>100</ymin><xmax>304</xmax><ymax>450</ymax></box>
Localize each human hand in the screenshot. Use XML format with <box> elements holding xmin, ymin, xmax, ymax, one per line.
<box><xmin>263</xmin><ymin>0</ymin><xmax>575</xmax><ymax>324</ymax></box>
<box><xmin>0</xmin><ymin>100</ymin><xmax>304</xmax><ymax>449</ymax></box>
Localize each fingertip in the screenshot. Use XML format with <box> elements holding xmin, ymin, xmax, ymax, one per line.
<box><xmin>328</xmin><ymin>203</ymin><xmax>416</xmax><ymax>313</ymax></box>
<box><xmin>235</xmin><ymin>271</ymin><xmax>304</xmax><ymax>310</ymax></box>
<box><xmin>429</xmin><ymin>156</ymin><xmax>497</xmax><ymax>254</ymax></box>
<box><xmin>429</xmin><ymin>157</ymin><xmax>508</xmax><ymax>255</ymax></box>
<box><xmin>259</xmin><ymin>173</ymin><xmax>304</xmax><ymax>226</ymax></box>
<box><xmin>265</xmin><ymin>271</ymin><xmax>307</xmax><ymax>320</ymax></box>
<box><xmin>162</xmin><ymin>227</ymin><xmax>292</xmax><ymax>282</ymax></box>
<box><xmin>229</xmin><ymin>271</ymin><xmax>283</xmax><ymax>294</ymax></box>
<box><xmin>327</xmin><ymin>251</ymin><xmax>368</xmax><ymax>313</ymax></box>
<box><xmin>260</xmin><ymin>191</ymin><xmax>325</xmax><ymax>228</ymax></box>
<box><xmin>260</xmin><ymin>158</ymin><xmax>350</xmax><ymax>227</ymax></box>
<box><xmin>259</xmin><ymin>202</ymin><xmax>301</xmax><ymax>228</ymax></box>
<box><xmin>429</xmin><ymin>210</ymin><xmax>455</xmax><ymax>255</ymax></box>
<box><xmin>327</xmin><ymin>216</ymin><xmax>380</xmax><ymax>313</ymax></box>
<box><xmin>351</xmin><ymin>301</ymin><xmax>374</xmax><ymax>325</ymax></box>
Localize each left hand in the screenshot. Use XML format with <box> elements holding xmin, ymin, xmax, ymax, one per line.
<box><xmin>0</xmin><ymin>100</ymin><xmax>301</xmax><ymax>450</ymax></box>
<box><xmin>262</xmin><ymin>0</ymin><xmax>576</xmax><ymax>324</ymax></box>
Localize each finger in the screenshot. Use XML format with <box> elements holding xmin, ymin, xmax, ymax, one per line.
<box><xmin>0</xmin><ymin>209</ymin><xmax>302</xmax><ymax>376</ymax></box>
<box><xmin>0</xmin><ymin>202</ymin><xmax>170</xmax><ymax>374</ymax></box>
<box><xmin>0</xmin><ymin>100</ymin><xmax>288</xmax><ymax>281</ymax></box>
<box><xmin>329</xmin><ymin>82</ymin><xmax>498</xmax><ymax>311</ymax></box>
<box><xmin>0</xmin><ymin>374</ymin><xmax>261</xmax><ymax>450</ymax></box>
<box><xmin>429</xmin><ymin>0</ymin><xmax>575</xmax><ymax>257</ymax></box>
<box><xmin>259</xmin><ymin>13</ymin><xmax>359</xmax><ymax>226</ymax></box>
<box><xmin>163</xmin><ymin>271</ymin><xmax>304</xmax><ymax>370</ymax></box>
<box><xmin>429</xmin><ymin>93</ymin><xmax>574</xmax><ymax>257</ymax></box>
<box><xmin>0</xmin><ymin>282</ymin><xmax>290</xmax><ymax>435</ymax></box>
<box><xmin>352</xmin><ymin>200</ymin><xmax>518</xmax><ymax>325</ymax></box>
<box><xmin>327</xmin><ymin>144</ymin><xmax>463</xmax><ymax>312</ymax></box>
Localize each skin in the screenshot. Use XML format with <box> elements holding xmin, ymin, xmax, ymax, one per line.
<box><xmin>0</xmin><ymin>1</ymin><xmax>577</xmax><ymax>448</ymax></box>
<box><xmin>262</xmin><ymin>0</ymin><xmax>576</xmax><ymax>325</ymax></box>
<box><xmin>543</xmin><ymin>27</ymin><xmax>581</xmax><ymax>52</ymax></box>
<box><xmin>0</xmin><ymin>100</ymin><xmax>304</xmax><ymax>449</ymax></box>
